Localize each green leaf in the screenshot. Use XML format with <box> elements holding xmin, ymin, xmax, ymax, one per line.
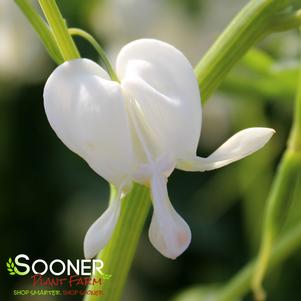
<box><xmin>8</xmin><ymin>258</ymin><xmax>12</xmax><ymax>263</ymax></box>
<box><xmin>15</xmin><ymin>0</ymin><xmax>64</xmax><ymax>64</ymax></box>
<box><xmin>9</xmin><ymin>272</ymin><xmax>15</xmax><ymax>275</ymax></box>
<box><xmin>38</xmin><ymin>0</ymin><xmax>80</xmax><ymax>61</ymax></box>
<box><xmin>11</xmin><ymin>262</ymin><xmax>14</xmax><ymax>268</ymax></box>
<box><xmin>6</xmin><ymin>263</ymin><xmax>10</xmax><ymax>268</ymax></box>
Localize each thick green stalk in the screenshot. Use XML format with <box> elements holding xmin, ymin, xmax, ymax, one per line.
<box><xmin>39</xmin><ymin>0</ymin><xmax>80</xmax><ymax>61</ymax></box>
<box><xmin>14</xmin><ymin>0</ymin><xmax>63</xmax><ymax>64</ymax></box>
<box><xmin>194</xmin><ymin>0</ymin><xmax>285</xmax><ymax>103</ymax></box>
<box><xmin>84</xmin><ymin>184</ymin><xmax>151</xmax><ymax>301</ymax></box>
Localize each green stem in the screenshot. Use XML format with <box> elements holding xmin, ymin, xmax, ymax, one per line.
<box><xmin>252</xmin><ymin>151</ymin><xmax>301</xmax><ymax>300</ymax></box>
<box><xmin>194</xmin><ymin>0</ymin><xmax>287</xmax><ymax>103</ymax></box>
<box><xmin>84</xmin><ymin>184</ymin><xmax>151</xmax><ymax>301</ymax></box>
<box><xmin>289</xmin><ymin>40</ymin><xmax>301</xmax><ymax>152</ymax></box>
<box><xmin>39</xmin><ymin>0</ymin><xmax>80</xmax><ymax>61</ymax></box>
<box><xmin>213</xmin><ymin>219</ymin><xmax>301</xmax><ymax>301</ymax></box>
<box><xmin>14</xmin><ymin>0</ymin><xmax>63</xmax><ymax>64</ymax></box>
<box><xmin>68</xmin><ymin>28</ymin><xmax>119</xmax><ymax>82</ymax></box>
<box><xmin>252</xmin><ymin>31</ymin><xmax>301</xmax><ymax>300</ymax></box>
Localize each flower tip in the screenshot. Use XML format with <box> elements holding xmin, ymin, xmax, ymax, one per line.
<box><xmin>149</xmin><ymin>219</ymin><xmax>192</xmax><ymax>260</ymax></box>
<box><xmin>238</xmin><ymin>127</ymin><xmax>276</xmax><ymax>154</ymax></box>
<box><xmin>167</xmin><ymin>238</ymin><xmax>191</xmax><ymax>260</ymax></box>
<box><xmin>264</xmin><ymin>127</ymin><xmax>276</xmax><ymax>134</ymax></box>
<box><xmin>257</xmin><ymin>127</ymin><xmax>276</xmax><ymax>142</ymax></box>
<box><xmin>161</xmin><ymin>231</ymin><xmax>192</xmax><ymax>260</ymax></box>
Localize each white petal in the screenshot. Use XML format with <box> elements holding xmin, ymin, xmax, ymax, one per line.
<box><xmin>43</xmin><ymin>58</ymin><xmax>136</xmax><ymax>186</ymax></box>
<box><xmin>84</xmin><ymin>189</ymin><xmax>123</xmax><ymax>259</ymax></box>
<box><xmin>117</xmin><ymin>39</ymin><xmax>201</xmax><ymax>159</ymax></box>
<box><xmin>149</xmin><ymin>173</ymin><xmax>191</xmax><ymax>259</ymax></box>
<box><xmin>177</xmin><ymin>127</ymin><xmax>275</xmax><ymax>171</ymax></box>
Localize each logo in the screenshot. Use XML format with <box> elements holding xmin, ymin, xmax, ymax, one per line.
<box><xmin>7</xmin><ymin>254</ymin><xmax>112</xmax><ymax>297</ymax></box>
<box><xmin>6</xmin><ymin>254</ymin><xmax>110</xmax><ymax>277</ymax></box>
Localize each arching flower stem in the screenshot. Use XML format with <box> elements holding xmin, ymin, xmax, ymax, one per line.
<box><xmin>68</xmin><ymin>28</ymin><xmax>119</xmax><ymax>82</ymax></box>
<box><xmin>252</xmin><ymin>151</ymin><xmax>301</xmax><ymax>301</ymax></box>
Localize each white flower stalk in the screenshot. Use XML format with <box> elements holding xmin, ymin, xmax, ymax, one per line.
<box><xmin>43</xmin><ymin>39</ymin><xmax>275</xmax><ymax>259</ymax></box>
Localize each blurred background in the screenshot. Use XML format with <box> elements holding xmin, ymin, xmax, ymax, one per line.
<box><xmin>1</xmin><ymin>0</ymin><xmax>301</xmax><ymax>300</ymax></box>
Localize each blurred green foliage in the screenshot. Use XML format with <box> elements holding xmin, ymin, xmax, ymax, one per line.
<box><xmin>0</xmin><ymin>1</ymin><xmax>301</xmax><ymax>301</ymax></box>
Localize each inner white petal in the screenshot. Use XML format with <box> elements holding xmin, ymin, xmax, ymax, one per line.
<box><xmin>121</xmin><ymin>90</ymin><xmax>190</xmax><ymax>259</ymax></box>
<box><xmin>122</xmin><ymin>86</ymin><xmax>176</xmax><ymax>183</ymax></box>
<box><xmin>149</xmin><ymin>173</ymin><xmax>191</xmax><ymax>259</ymax></box>
<box><xmin>84</xmin><ymin>186</ymin><xmax>125</xmax><ymax>259</ymax></box>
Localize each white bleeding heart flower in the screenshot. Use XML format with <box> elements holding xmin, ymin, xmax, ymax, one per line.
<box><xmin>43</xmin><ymin>39</ymin><xmax>275</xmax><ymax>260</ymax></box>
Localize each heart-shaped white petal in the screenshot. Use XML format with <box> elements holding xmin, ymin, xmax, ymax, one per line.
<box><xmin>44</xmin><ymin>59</ymin><xmax>136</xmax><ymax>186</ymax></box>
<box><xmin>177</xmin><ymin>127</ymin><xmax>275</xmax><ymax>171</ymax></box>
<box><xmin>149</xmin><ymin>173</ymin><xmax>191</xmax><ymax>259</ymax></box>
<box><xmin>117</xmin><ymin>39</ymin><xmax>202</xmax><ymax>159</ymax></box>
<box><xmin>43</xmin><ymin>39</ymin><xmax>276</xmax><ymax>262</ymax></box>
<box><xmin>84</xmin><ymin>189</ymin><xmax>123</xmax><ymax>259</ymax></box>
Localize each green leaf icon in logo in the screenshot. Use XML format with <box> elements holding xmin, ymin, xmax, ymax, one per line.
<box><xmin>6</xmin><ymin>258</ymin><xmax>26</xmax><ymax>276</ymax></box>
<box><xmin>6</xmin><ymin>258</ymin><xmax>16</xmax><ymax>275</ymax></box>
